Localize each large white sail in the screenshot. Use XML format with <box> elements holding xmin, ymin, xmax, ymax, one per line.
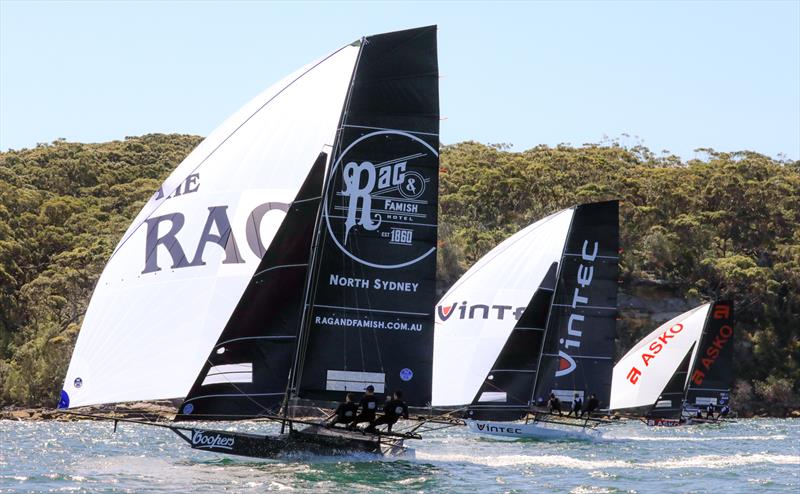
<box><xmin>432</xmin><ymin>209</ymin><xmax>574</xmax><ymax>407</ymax></box>
<box><xmin>609</xmin><ymin>303</ymin><xmax>711</xmax><ymax>411</ymax></box>
<box><xmin>60</xmin><ymin>45</ymin><xmax>360</xmax><ymax>408</ymax></box>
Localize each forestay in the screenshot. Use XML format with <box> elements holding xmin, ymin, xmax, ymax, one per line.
<box><xmin>609</xmin><ymin>303</ymin><xmax>711</xmax><ymax>411</ymax></box>
<box><xmin>60</xmin><ymin>44</ymin><xmax>359</xmax><ymax>408</ymax></box>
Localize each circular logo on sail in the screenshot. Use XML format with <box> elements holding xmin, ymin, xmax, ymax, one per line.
<box><xmin>73</xmin><ymin>377</ymin><xmax>83</xmax><ymax>388</ymax></box>
<box><xmin>399</xmin><ymin>368</ymin><xmax>413</xmax><ymax>381</ymax></box>
<box><xmin>323</xmin><ymin>130</ymin><xmax>438</xmax><ymax>269</ymax></box>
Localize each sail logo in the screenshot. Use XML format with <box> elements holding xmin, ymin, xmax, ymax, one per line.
<box><xmin>475</xmin><ymin>422</ymin><xmax>523</xmax><ymax>434</ymax></box>
<box><xmin>323</xmin><ymin>130</ymin><xmax>438</xmax><ymax>270</ymax></box>
<box><xmin>556</xmin><ymin>239</ymin><xmax>600</xmax><ymax>377</ymax></box>
<box><xmin>436</xmin><ymin>302</ymin><xmax>528</xmax><ymax>322</ymax></box>
<box><xmin>691</xmin><ymin>321</ymin><xmax>732</xmax><ymax>386</ymax></box>
<box><xmin>625</xmin><ymin>323</ymin><xmax>685</xmax><ymax>384</ymax></box>
<box><xmin>192</xmin><ymin>430</ymin><xmax>235</xmax><ymax>450</ymax></box>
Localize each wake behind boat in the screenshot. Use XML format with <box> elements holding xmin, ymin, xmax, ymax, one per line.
<box><xmin>56</xmin><ymin>25</ymin><xmax>441</xmax><ymax>459</ymax></box>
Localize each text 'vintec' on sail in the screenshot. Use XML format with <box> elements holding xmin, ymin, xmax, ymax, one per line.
<box><xmin>59</xmin><ymin>26</ymin><xmax>439</xmax><ymax>417</ymax></box>
<box><xmin>432</xmin><ymin>201</ymin><xmax>619</xmax><ymax>418</ymax></box>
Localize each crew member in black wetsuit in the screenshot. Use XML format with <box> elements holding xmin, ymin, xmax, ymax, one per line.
<box><xmin>348</xmin><ymin>385</ymin><xmax>378</xmax><ymax>430</ymax></box>
<box><xmin>327</xmin><ymin>393</ymin><xmax>357</xmax><ymax>427</ymax></box>
<box><xmin>582</xmin><ymin>393</ymin><xmax>599</xmax><ymax>417</ymax></box>
<box><xmin>720</xmin><ymin>405</ymin><xmax>730</xmax><ymax>418</ymax></box>
<box><xmin>568</xmin><ymin>393</ymin><xmax>583</xmax><ymax>418</ymax></box>
<box><xmin>547</xmin><ymin>393</ymin><xmax>562</xmax><ymax>416</ymax></box>
<box><xmin>366</xmin><ymin>390</ymin><xmax>409</xmax><ymax>433</ymax></box>
<box><xmin>706</xmin><ymin>403</ymin><xmax>715</xmax><ymax>420</ymax></box>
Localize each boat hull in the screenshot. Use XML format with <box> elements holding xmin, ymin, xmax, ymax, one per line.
<box><xmin>465</xmin><ymin>419</ymin><xmax>596</xmax><ymax>441</ymax></box>
<box><xmin>179</xmin><ymin>425</ymin><xmax>408</xmax><ymax>458</ymax></box>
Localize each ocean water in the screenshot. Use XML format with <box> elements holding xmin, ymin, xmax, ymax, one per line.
<box><xmin>1</xmin><ymin>418</ymin><xmax>798</xmax><ymax>493</ymax></box>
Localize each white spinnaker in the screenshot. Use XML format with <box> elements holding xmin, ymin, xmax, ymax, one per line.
<box><xmin>432</xmin><ymin>208</ymin><xmax>574</xmax><ymax>407</ymax></box>
<box><xmin>609</xmin><ymin>303</ymin><xmax>711</xmax><ymax>411</ymax></box>
<box><xmin>62</xmin><ymin>45</ymin><xmax>359</xmax><ymax>408</ymax></box>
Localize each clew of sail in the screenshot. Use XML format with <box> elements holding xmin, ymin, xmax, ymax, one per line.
<box><xmin>59</xmin><ymin>44</ymin><xmax>359</xmax><ymax>408</ymax></box>
<box><xmin>609</xmin><ymin>303</ymin><xmax>711</xmax><ymax>411</ymax></box>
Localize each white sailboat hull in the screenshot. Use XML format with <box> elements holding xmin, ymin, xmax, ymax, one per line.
<box><xmin>465</xmin><ymin>419</ymin><xmax>598</xmax><ymax>441</ymax></box>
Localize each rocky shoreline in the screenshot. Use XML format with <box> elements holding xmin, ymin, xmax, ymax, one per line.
<box><xmin>2</xmin><ymin>403</ymin><xmax>799</xmax><ymax>421</ymax></box>
<box><xmin>1</xmin><ymin>401</ymin><xmax>178</xmax><ymax>421</ymax></box>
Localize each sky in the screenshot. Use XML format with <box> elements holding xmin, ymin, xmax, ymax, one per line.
<box><xmin>1</xmin><ymin>1</ymin><xmax>798</xmax><ymax>160</ymax></box>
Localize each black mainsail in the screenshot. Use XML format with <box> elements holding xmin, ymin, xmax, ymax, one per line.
<box><xmin>684</xmin><ymin>301</ymin><xmax>734</xmax><ymax>409</ymax></box>
<box><xmin>293</xmin><ymin>26</ymin><xmax>439</xmax><ymax>407</ymax></box>
<box><xmin>534</xmin><ymin>201</ymin><xmax>620</xmax><ymax>409</ymax></box>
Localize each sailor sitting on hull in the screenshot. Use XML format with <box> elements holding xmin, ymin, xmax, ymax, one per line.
<box><xmin>547</xmin><ymin>393</ymin><xmax>562</xmax><ymax>416</ymax></box>
<box><xmin>582</xmin><ymin>393</ymin><xmax>599</xmax><ymax>418</ymax></box>
<box><xmin>327</xmin><ymin>393</ymin><xmax>358</xmax><ymax>428</ymax></box>
<box><xmin>366</xmin><ymin>390</ymin><xmax>409</xmax><ymax>433</ymax></box>
<box><xmin>567</xmin><ymin>393</ymin><xmax>583</xmax><ymax>418</ymax></box>
<box><xmin>348</xmin><ymin>385</ymin><xmax>379</xmax><ymax>431</ymax></box>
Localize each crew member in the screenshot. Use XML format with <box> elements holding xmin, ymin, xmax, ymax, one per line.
<box><xmin>366</xmin><ymin>390</ymin><xmax>409</xmax><ymax>433</ymax></box>
<box><xmin>706</xmin><ymin>403</ymin><xmax>715</xmax><ymax>420</ymax></box>
<box><xmin>568</xmin><ymin>393</ymin><xmax>583</xmax><ymax>418</ymax></box>
<box><xmin>547</xmin><ymin>393</ymin><xmax>562</xmax><ymax>416</ymax></box>
<box><xmin>582</xmin><ymin>393</ymin><xmax>599</xmax><ymax>417</ymax></box>
<box><xmin>327</xmin><ymin>393</ymin><xmax>357</xmax><ymax>427</ymax></box>
<box><xmin>720</xmin><ymin>405</ymin><xmax>730</xmax><ymax>418</ymax></box>
<box><xmin>348</xmin><ymin>385</ymin><xmax>379</xmax><ymax>430</ymax></box>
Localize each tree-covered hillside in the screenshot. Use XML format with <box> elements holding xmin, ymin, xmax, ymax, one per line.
<box><xmin>1</xmin><ymin>135</ymin><xmax>797</xmax><ymax>414</ymax></box>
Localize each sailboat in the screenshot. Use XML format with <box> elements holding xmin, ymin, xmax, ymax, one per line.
<box><xmin>609</xmin><ymin>301</ymin><xmax>734</xmax><ymax>426</ymax></box>
<box><xmin>57</xmin><ymin>26</ymin><xmax>440</xmax><ymax>458</ymax></box>
<box><xmin>432</xmin><ymin>201</ymin><xmax>619</xmax><ymax>439</ymax></box>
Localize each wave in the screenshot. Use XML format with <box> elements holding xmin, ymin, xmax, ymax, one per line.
<box><xmin>601</xmin><ymin>434</ymin><xmax>787</xmax><ymax>442</ymax></box>
<box><xmin>415</xmin><ymin>452</ymin><xmax>800</xmax><ymax>470</ymax></box>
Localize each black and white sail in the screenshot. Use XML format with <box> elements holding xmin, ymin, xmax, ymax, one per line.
<box><xmin>433</xmin><ymin>201</ymin><xmax>619</xmax><ymax>415</ymax></box>
<box><xmin>293</xmin><ymin>26</ymin><xmax>440</xmax><ymax>407</ymax></box>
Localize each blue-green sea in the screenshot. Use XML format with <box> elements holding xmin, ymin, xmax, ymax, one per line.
<box><xmin>1</xmin><ymin>418</ymin><xmax>798</xmax><ymax>493</ymax></box>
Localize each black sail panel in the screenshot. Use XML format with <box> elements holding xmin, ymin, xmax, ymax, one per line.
<box><xmin>534</xmin><ymin>201</ymin><xmax>619</xmax><ymax>409</ymax></box>
<box><xmin>466</xmin><ymin>263</ymin><xmax>557</xmax><ymax>421</ymax></box>
<box><xmin>295</xmin><ymin>26</ymin><xmax>439</xmax><ymax>406</ymax></box>
<box><xmin>685</xmin><ymin>301</ymin><xmax>734</xmax><ymax>408</ymax></box>
<box><xmin>647</xmin><ymin>346</ymin><xmax>694</xmax><ymax>420</ymax></box>
<box><xmin>174</xmin><ymin>153</ymin><xmax>327</xmax><ymax>421</ymax></box>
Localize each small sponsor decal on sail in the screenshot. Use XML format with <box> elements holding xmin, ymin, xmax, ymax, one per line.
<box><xmin>325</xmin><ymin>370</ymin><xmax>385</xmax><ymax>393</ymax></box>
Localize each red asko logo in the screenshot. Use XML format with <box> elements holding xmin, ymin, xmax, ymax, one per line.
<box><xmin>691</xmin><ymin>304</ymin><xmax>732</xmax><ymax>386</ymax></box>
<box><xmin>626</xmin><ymin>323</ymin><xmax>685</xmax><ymax>384</ymax></box>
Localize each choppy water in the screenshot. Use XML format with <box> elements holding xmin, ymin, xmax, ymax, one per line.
<box><xmin>1</xmin><ymin>418</ymin><xmax>798</xmax><ymax>493</ymax></box>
